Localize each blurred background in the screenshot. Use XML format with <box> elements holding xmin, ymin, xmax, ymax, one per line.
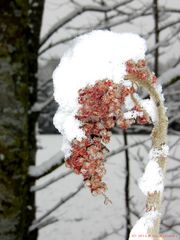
<box><xmin>0</xmin><ymin>0</ymin><xmax>180</xmax><ymax>240</ymax></box>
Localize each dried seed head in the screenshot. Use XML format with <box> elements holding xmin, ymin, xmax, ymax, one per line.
<box><xmin>65</xmin><ymin>60</ymin><xmax>153</xmax><ymax>200</ymax></box>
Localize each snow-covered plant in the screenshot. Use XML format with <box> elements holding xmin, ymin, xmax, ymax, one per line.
<box><xmin>53</xmin><ymin>30</ymin><xmax>168</xmax><ymax>239</ymax></box>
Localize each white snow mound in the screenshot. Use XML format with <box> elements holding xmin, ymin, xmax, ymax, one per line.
<box><xmin>129</xmin><ymin>211</ymin><xmax>160</xmax><ymax>240</ymax></box>
<box><xmin>52</xmin><ymin>30</ymin><xmax>147</xmax><ymax>156</ymax></box>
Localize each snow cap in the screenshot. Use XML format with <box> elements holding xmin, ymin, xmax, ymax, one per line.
<box><xmin>53</xmin><ymin>30</ymin><xmax>147</xmax><ymax>156</ymax></box>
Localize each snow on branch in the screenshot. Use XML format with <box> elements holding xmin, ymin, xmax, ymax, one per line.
<box><xmin>146</xmin><ymin>18</ymin><xmax>180</xmax><ymax>38</ymax></box>
<box><xmin>52</xmin><ymin>30</ymin><xmax>168</xmax><ymax>239</ymax></box>
<box><xmin>146</xmin><ymin>24</ymin><xmax>180</xmax><ymax>55</ymax></box>
<box><xmin>29</xmin><ymin>216</ymin><xmax>58</xmax><ymax>232</ymax></box>
<box><xmin>29</xmin><ymin>151</ymin><xmax>64</xmax><ymax>178</ymax></box>
<box><xmin>160</xmin><ymin>7</ymin><xmax>180</xmax><ymax>13</ymax></box>
<box><xmin>159</xmin><ymin>65</ymin><xmax>180</xmax><ymax>86</ymax></box>
<box><xmin>146</xmin><ymin>40</ymin><xmax>169</xmax><ymax>54</ymax></box>
<box><xmin>30</xmin><ymin>170</ymin><xmax>72</xmax><ymax>192</ymax></box>
<box><xmin>30</xmin><ymin>96</ymin><xmax>54</xmax><ymax>113</ymax></box>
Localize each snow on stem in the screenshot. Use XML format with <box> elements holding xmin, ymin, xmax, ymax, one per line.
<box><xmin>52</xmin><ymin>30</ymin><xmax>168</xmax><ymax>239</ymax></box>
<box><xmin>125</xmin><ymin>60</ymin><xmax>168</xmax><ymax>239</ymax></box>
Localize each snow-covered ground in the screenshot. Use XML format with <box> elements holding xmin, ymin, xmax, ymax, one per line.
<box><xmin>36</xmin><ymin>134</ymin><xmax>180</xmax><ymax>240</ymax></box>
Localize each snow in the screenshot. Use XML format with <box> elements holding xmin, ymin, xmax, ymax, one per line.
<box><xmin>29</xmin><ymin>151</ymin><xmax>64</xmax><ymax>178</ymax></box>
<box><xmin>156</xmin><ymin>84</ymin><xmax>165</xmax><ymax>103</ymax></box>
<box><xmin>139</xmin><ymin>160</ymin><xmax>164</xmax><ymax>195</ymax></box>
<box><xmin>129</xmin><ymin>211</ymin><xmax>160</xmax><ymax>240</ymax></box>
<box><xmin>53</xmin><ymin>30</ymin><xmax>147</xmax><ymax>156</ymax></box>
<box><xmin>50</xmin><ymin>29</ymin><xmax>170</xmax><ymax>238</ymax></box>
<box><xmin>53</xmin><ymin>30</ymin><xmax>146</xmax><ymax>109</ymax></box>
<box><xmin>148</xmin><ymin>145</ymin><xmax>169</xmax><ymax>161</ymax></box>
<box><xmin>53</xmin><ymin>108</ymin><xmax>85</xmax><ymax>157</ymax></box>
<box><xmin>139</xmin><ymin>99</ymin><xmax>157</xmax><ymax>123</ymax></box>
<box><xmin>124</xmin><ymin>110</ymin><xmax>143</xmax><ymax>119</ymax></box>
<box><xmin>124</xmin><ymin>95</ymin><xmax>135</xmax><ymax>110</ymax></box>
<box><xmin>130</xmin><ymin>93</ymin><xmax>158</xmax><ymax>123</ymax></box>
<box><xmin>124</xmin><ymin>93</ymin><xmax>158</xmax><ymax>123</ymax></box>
<box><xmin>139</xmin><ymin>145</ymin><xmax>169</xmax><ymax>195</ymax></box>
<box><xmin>35</xmin><ymin>134</ymin><xmax>180</xmax><ymax>240</ymax></box>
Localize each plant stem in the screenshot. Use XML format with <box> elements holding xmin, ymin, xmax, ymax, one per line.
<box><xmin>126</xmin><ymin>70</ymin><xmax>168</xmax><ymax>239</ymax></box>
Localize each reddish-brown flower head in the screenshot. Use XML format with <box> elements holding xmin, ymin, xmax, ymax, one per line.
<box><xmin>65</xmin><ymin>60</ymin><xmax>153</xmax><ymax>200</ymax></box>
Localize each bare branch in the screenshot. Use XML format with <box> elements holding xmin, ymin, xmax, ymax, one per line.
<box><xmin>92</xmin><ymin>226</ymin><xmax>124</xmax><ymax>240</ymax></box>
<box><xmin>147</xmin><ymin>25</ymin><xmax>180</xmax><ymax>55</ymax></box>
<box><xmin>98</xmin><ymin>3</ymin><xmax>152</xmax><ymax>30</ymax></box>
<box><xmin>39</xmin><ymin>33</ymin><xmax>82</xmax><ymax>56</ymax></box>
<box><xmin>38</xmin><ymin>78</ymin><xmax>52</xmax><ymax>92</ymax></box>
<box><xmin>159</xmin><ymin>18</ymin><xmax>180</xmax><ymax>32</ymax></box>
<box><xmin>32</xmin><ymin>183</ymin><xmax>84</xmax><ymax>225</ymax></box>
<box><xmin>146</xmin><ymin>18</ymin><xmax>180</xmax><ymax>38</ymax></box>
<box><xmin>169</xmin><ymin>112</ymin><xmax>180</xmax><ymax>125</ymax></box>
<box><xmin>173</xmin><ymin>55</ymin><xmax>180</xmax><ymax>67</ymax></box>
<box><xmin>29</xmin><ymin>216</ymin><xmax>58</xmax><ymax>232</ymax></box>
<box><xmin>107</xmin><ymin>137</ymin><xmax>151</xmax><ymax>158</ymax></box>
<box><xmin>40</xmin><ymin>0</ymin><xmax>133</xmax><ymax>48</ymax></box>
<box><xmin>158</xmin><ymin>65</ymin><xmax>180</xmax><ymax>86</ymax></box>
<box><xmin>169</xmin><ymin>137</ymin><xmax>180</xmax><ymax>150</ymax></box>
<box><xmin>39</xmin><ymin>3</ymin><xmax>153</xmax><ymax>55</ymax></box>
<box><xmin>30</xmin><ymin>170</ymin><xmax>72</xmax><ymax>192</ymax></box>
<box><xmin>160</xmin><ymin>7</ymin><xmax>180</xmax><ymax>13</ymax></box>
<box><xmin>165</xmin><ymin>184</ymin><xmax>180</xmax><ymax>189</ymax></box>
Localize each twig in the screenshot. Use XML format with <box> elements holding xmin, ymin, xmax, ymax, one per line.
<box><xmin>32</xmin><ymin>183</ymin><xmax>84</xmax><ymax>225</ymax></box>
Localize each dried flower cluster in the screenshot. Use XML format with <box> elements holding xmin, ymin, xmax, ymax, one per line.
<box><xmin>126</xmin><ymin>59</ymin><xmax>157</xmax><ymax>84</ymax></box>
<box><xmin>65</xmin><ymin>59</ymin><xmax>153</xmax><ymax>200</ymax></box>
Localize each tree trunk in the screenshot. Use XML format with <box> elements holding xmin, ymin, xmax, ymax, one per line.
<box><xmin>0</xmin><ymin>1</ymin><xmax>44</xmax><ymax>239</ymax></box>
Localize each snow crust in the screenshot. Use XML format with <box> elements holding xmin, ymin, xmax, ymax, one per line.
<box><xmin>129</xmin><ymin>211</ymin><xmax>160</xmax><ymax>240</ymax></box>
<box><xmin>53</xmin><ymin>30</ymin><xmax>146</xmax><ymax>156</ymax></box>
<box><xmin>139</xmin><ymin>145</ymin><xmax>169</xmax><ymax>195</ymax></box>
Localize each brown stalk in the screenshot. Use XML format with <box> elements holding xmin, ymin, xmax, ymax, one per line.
<box><xmin>125</xmin><ymin>70</ymin><xmax>168</xmax><ymax>239</ymax></box>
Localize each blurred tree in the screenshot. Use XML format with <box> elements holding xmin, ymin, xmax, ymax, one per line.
<box><xmin>0</xmin><ymin>1</ymin><xmax>44</xmax><ymax>239</ymax></box>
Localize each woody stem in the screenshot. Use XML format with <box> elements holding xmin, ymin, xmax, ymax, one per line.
<box><xmin>125</xmin><ymin>72</ymin><xmax>168</xmax><ymax>238</ymax></box>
